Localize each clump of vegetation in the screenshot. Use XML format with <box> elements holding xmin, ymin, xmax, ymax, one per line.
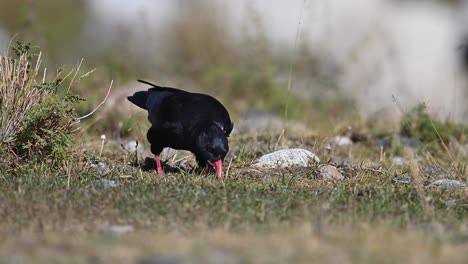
<box><xmin>0</xmin><ymin>42</ymin><xmax>84</xmax><ymax>165</ymax></box>
<box><xmin>400</xmin><ymin>104</ymin><xmax>466</xmax><ymax>146</ymax></box>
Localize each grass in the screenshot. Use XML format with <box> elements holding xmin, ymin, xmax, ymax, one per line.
<box><xmin>0</xmin><ymin>131</ymin><xmax>466</xmax><ymax>263</ymax></box>
<box><xmin>1</xmin><ymin>168</ymin><xmax>465</xmax><ymax>230</ymax></box>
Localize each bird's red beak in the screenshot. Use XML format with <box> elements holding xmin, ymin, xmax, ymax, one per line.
<box><xmin>213</xmin><ymin>160</ymin><xmax>223</xmax><ymax>179</ymax></box>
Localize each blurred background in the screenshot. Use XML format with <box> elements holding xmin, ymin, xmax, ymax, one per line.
<box><xmin>1</xmin><ymin>0</ymin><xmax>467</xmax><ymax>138</ymax></box>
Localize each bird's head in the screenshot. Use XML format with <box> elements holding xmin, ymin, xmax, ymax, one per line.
<box><xmin>195</xmin><ymin>122</ymin><xmax>232</xmax><ymax>178</ymax></box>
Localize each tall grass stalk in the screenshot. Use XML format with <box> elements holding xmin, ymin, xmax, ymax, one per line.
<box><xmin>284</xmin><ymin>0</ymin><xmax>306</xmax><ymax>119</ymax></box>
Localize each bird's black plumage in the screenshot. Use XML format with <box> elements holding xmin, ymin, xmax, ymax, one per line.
<box><xmin>128</xmin><ymin>80</ymin><xmax>233</xmax><ymax>178</ymax></box>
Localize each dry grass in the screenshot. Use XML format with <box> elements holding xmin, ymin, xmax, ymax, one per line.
<box><xmin>0</xmin><ymin>42</ymin><xmax>105</xmax><ymax>165</ymax></box>
<box><xmin>0</xmin><ymin>43</ymin><xmax>47</xmax><ymax>143</ymax></box>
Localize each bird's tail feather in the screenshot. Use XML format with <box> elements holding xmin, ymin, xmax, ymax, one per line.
<box><xmin>127</xmin><ymin>91</ymin><xmax>149</xmax><ymax>110</ymax></box>
<box><xmin>137</xmin><ymin>79</ymin><xmax>163</xmax><ymax>88</ymax></box>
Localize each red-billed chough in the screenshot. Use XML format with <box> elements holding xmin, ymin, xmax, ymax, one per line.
<box><xmin>127</xmin><ymin>80</ymin><xmax>233</xmax><ymax>178</ymax></box>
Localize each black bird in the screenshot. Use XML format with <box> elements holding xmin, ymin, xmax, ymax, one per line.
<box><xmin>127</xmin><ymin>80</ymin><xmax>233</xmax><ymax>178</ymax></box>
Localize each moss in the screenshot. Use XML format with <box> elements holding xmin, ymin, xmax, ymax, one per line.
<box><xmin>400</xmin><ymin>103</ymin><xmax>467</xmax><ymax>146</ymax></box>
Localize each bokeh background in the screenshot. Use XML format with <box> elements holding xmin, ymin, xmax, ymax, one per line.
<box><xmin>1</xmin><ymin>0</ymin><xmax>467</xmax><ymax>138</ymax></box>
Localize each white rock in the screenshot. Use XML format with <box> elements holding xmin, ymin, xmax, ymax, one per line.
<box><xmin>253</xmin><ymin>148</ymin><xmax>320</xmax><ymax>169</ymax></box>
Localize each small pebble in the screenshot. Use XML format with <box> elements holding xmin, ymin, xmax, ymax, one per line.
<box><xmin>94</xmin><ymin>179</ymin><xmax>119</xmax><ymax>189</ymax></box>
<box><xmin>393</xmin><ymin>176</ymin><xmax>412</xmax><ymax>185</ymax></box>
<box><xmin>97</xmin><ymin>161</ymin><xmax>110</xmax><ymax>175</ymax></box>
<box><xmin>331</xmin><ymin>136</ymin><xmax>353</xmax><ymax>146</ymax></box>
<box><xmin>160</xmin><ymin>148</ymin><xmax>178</xmax><ymax>160</ymax></box>
<box><xmin>124</xmin><ymin>140</ymin><xmax>145</xmax><ymax>153</ymax></box>
<box><xmin>392</xmin><ymin>156</ymin><xmax>405</xmax><ymax>166</ymax></box>
<box><xmin>445</xmin><ymin>199</ymin><xmax>457</xmax><ymax>207</ymax></box>
<box><xmin>97</xmin><ymin>224</ymin><xmax>133</xmax><ymax>235</ymax></box>
<box><xmin>319</xmin><ymin>165</ymin><xmax>345</xmax><ymax>180</ymax></box>
<box><xmin>431</xmin><ymin>179</ymin><xmax>465</xmax><ymax>189</ymax></box>
<box><xmin>422</xmin><ymin>165</ymin><xmax>449</xmax><ymax>177</ymax></box>
<box><xmin>333</xmin><ymin>159</ymin><xmax>354</xmax><ymax>168</ymax></box>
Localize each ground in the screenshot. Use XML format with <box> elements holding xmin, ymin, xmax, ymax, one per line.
<box><xmin>0</xmin><ymin>130</ymin><xmax>466</xmax><ymax>264</ymax></box>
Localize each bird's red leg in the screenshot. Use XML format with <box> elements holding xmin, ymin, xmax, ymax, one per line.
<box><xmin>155</xmin><ymin>155</ymin><xmax>165</xmax><ymax>175</ymax></box>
